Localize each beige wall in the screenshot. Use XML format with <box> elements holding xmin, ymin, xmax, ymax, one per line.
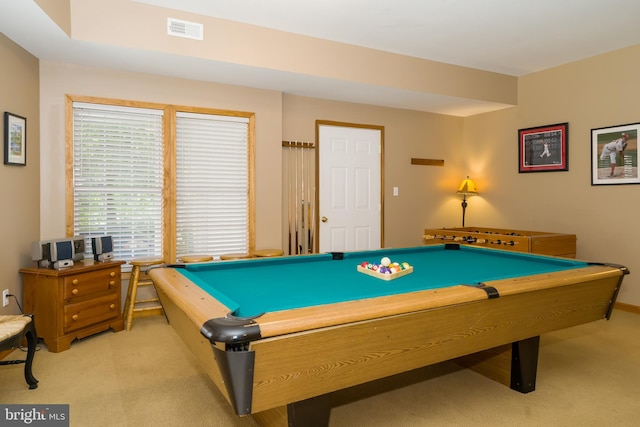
<box><xmin>464</xmin><ymin>44</ymin><xmax>640</xmax><ymax>306</ymax></box>
<box><xmin>0</xmin><ymin>34</ymin><xmax>39</xmax><ymax>315</ymax></box>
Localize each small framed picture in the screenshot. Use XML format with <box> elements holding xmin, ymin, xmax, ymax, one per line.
<box><xmin>591</xmin><ymin>123</ymin><xmax>639</xmax><ymax>185</ymax></box>
<box><xmin>4</xmin><ymin>112</ymin><xmax>27</xmax><ymax>166</ymax></box>
<box><xmin>518</xmin><ymin>123</ymin><xmax>568</xmax><ymax>173</ymax></box>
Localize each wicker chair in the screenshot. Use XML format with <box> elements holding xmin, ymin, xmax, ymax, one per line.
<box><xmin>0</xmin><ymin>314</ymin><xmax>38</xmax><ymax>389</ymax></box>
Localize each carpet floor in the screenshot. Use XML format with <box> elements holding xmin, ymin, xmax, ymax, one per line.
<box><xmin>1</xmin><ymin>310</ymin><xmax>638</xmax><ymax>426</ymax></box>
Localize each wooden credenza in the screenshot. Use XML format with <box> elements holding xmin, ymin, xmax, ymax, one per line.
<box><xmin>423</xmin><ymin>226</ymin><xmax>577</xmax><ymax>258</ymax></box>
<box><xmin>20</xmin><ymin>260</ymin><xmax>125</xmax><ymax>353</ymax></box>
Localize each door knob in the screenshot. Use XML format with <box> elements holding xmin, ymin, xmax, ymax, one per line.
<box><xmin>321</xmin><ymin>216</ymin><xmax>328</xmax><ymax>223</ymax></box>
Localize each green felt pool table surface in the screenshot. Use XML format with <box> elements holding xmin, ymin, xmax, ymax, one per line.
<box><xmin>179</xmin><ymin>244</ymin><xmax>587</xmax><ymax>318</ymax></box>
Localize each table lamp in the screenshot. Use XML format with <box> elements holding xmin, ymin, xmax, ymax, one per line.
<box><xmin>456</xmin><ymin>176</ymin><xmax>478</xmax><ymax>227</ymax></box>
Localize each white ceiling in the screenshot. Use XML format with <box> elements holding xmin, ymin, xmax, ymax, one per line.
<box><xmin>2</xmin><ymin>0</ymin><xmax>640</xmax><ymax>116</ymax></box>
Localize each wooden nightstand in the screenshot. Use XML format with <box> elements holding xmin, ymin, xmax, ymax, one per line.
<box><xmin>20</xmin><ymin>259</ymin><xmax>125</xmax><ymax>353</ymax></box>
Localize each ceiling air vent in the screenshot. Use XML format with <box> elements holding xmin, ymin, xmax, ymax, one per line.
<box><xmin>167</xmin><ymin>18</ymin><xmax>203</xmax><ymax>40</ymax></box>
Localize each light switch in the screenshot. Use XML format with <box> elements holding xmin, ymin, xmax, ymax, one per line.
<box><xmin>393</xmin><ymin>187</ymin><xmax>399</xmax><ymax>196</ymax></box>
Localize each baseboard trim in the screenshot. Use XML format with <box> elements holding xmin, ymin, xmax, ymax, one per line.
<box><xmin>614</xmin><ymin>302</ymin><xmax>640</xmax><ymax>315</ymax></box>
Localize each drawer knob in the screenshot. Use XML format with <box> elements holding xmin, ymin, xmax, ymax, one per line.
<box><xmin>72</xmin><ymin>314</ymin><xmax>79</xmax><ymax>321</ymax></box>
<box><xmin>110</xmin><ymin>304</ymin><xmax>116</xmax><ymax>310</ymax></box>
<box><xmin>109</xmin><ymin>280</ymin><xmax>116</xmax><ymax>288</ymax></box>
<box><xmin>110</xmin><ymin>272</ymin><xmax>116</xmax><ymax>277</ymax></box>
<box><xmin>72</xmin><ymin>288</ymin><xmax>79</xmax><ymax>295</ymax></box>
<box><xmin>72</xmin><ymin>279</ymin><xmax>79</xmax><ymax>285</ymax></box>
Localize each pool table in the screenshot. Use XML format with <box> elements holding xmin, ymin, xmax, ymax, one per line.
<box><xmin>149</xmin><ymin>244</ymin><xmax>628</xmax><ymax>427</ymax></box>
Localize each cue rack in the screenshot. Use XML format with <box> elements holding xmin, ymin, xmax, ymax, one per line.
<box><xmin>282</xmin><ymin>140</ymin><xmax>317</xmax><ymax>255</ymax></box>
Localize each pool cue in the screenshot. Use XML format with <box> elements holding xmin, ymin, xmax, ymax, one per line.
<box><xmin>287</xmin><ymin>142</ymin><xmax>292</xmax><ymax>255</ymax></box>
<box><xmin>308</xmin><ymin>144</ymin><xmax>312</xmax><ymax>253</ymax></box>
<box><xmin>300</xmin><ymin>145</ymin><xmax>307</xmax><ymax>254</ymax></box>
<box><xmin>294</xmin><ymin>142</ymin><xmax>299</xmax><ymax>254</ymax></box>
<box><xmin>308</xmin><ymin>143</ymin><xmax>312</xmax><ymax>253</ymax></box>
<box><xmin>301</xmin><ymin>142</ymin><xmax>305</xmax><ymax>254</ymax></box>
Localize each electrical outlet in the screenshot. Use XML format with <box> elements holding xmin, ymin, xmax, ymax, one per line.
<box><xmin>2</xmin><ymin>289</ymin><xmax>9</xmax><ymax>307</ymax></box>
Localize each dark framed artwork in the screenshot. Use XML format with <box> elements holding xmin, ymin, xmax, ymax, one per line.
<box><xmin>4</xmin><ymin>112</ymin><xmax>27</xmax><ymax>166</ymax></box>
<box><xmin>591</xmin><ymin>122</ymin><xmax>639</xmax><ymax>185</ymax></box>
<box><xmin>518</xmin><ymin>122</ymin><xmax>568</xmax><ymax>173</ymax></box>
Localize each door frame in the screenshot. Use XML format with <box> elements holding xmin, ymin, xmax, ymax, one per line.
<box><xmin>315</xmin><ymin>120</ymin><xmax>385</xmax><ymax>253</ymax></box>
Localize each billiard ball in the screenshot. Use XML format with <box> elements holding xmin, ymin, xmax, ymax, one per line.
<box><xmin>380</xmin><ymin>257</ymin><xmax>391</xmax><ymax>267</ymax></box>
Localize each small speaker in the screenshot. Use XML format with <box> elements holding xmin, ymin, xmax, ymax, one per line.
<box><xmin>31</xmin><ymin>241</ymin><xmax>52</xmax><ymax>262</ymax></box>
<box><xmin>92</xmin><ymin>235</ymin><xmax>114</xmax><ymax>262</ymax></box>
<box><xmin>31</xmin><ymin>241</ymin><xmax>45</xmax><ymax>261</ymax></box>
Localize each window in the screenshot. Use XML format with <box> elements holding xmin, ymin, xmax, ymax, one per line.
<box><xmin>67</xmin><ymin>96</ymin><xmax>254</xmax><ymax>263</ymax></box>
<box><xmin>71</xmin><ymin>102</ymin><xmax>164</xmax><ymax>260</ymax></box>
<box><xmin>175</xmin><ymin>112</ymin><xmax>250</xmax><ymax>257</ymax></box>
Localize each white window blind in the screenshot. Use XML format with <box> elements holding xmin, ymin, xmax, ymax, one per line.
<box><xmin>72</xmin><ymin>102</ymin><xmax>164</xmax><ymax>260</ymax></box>
<box><xmin>175</xmin><ymin>112</ymin><xmax>249</xmax><ymax>258</ymax></box>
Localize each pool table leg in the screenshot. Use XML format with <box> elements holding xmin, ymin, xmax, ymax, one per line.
<box><xmin>288</xmin><ymin>394</ymin><xmax>331</xmax><ymax>426</ymax></box>
<box><xmin>510</xmin><ymin>335</ymin><xmax>540</xmax><ymax>393</ymax></box>
<box><xmin>456</xmin><ymin>335</ymin><xmax>540</xmax><ymax>393</ymax></box>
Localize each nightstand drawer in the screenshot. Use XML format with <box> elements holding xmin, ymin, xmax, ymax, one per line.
<box><xmin>63</xmin><ymin>268</ymin><xmax>119</xmax><ymax>300</ymax></box>
<box><xmin>63</xmin><ymin>292</ymin><xmax>120</xmax><ymax>333</ymax></box>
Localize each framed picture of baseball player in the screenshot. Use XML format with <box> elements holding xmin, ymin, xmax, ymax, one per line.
<box><xmin>591</xmin><ymin>122</ymin><xmax>639</xmax><ymax>185</ymax></box>
<box><xmin>518</xmin><ymin>123</ymin><xmax>569</xmax><ymax>173</ymax></box>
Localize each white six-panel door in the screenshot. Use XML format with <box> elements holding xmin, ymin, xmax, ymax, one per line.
<box><xmin>318</xmin><ymin>124</ymin><xmax>382</xmax><ymax>253</ymax></box>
